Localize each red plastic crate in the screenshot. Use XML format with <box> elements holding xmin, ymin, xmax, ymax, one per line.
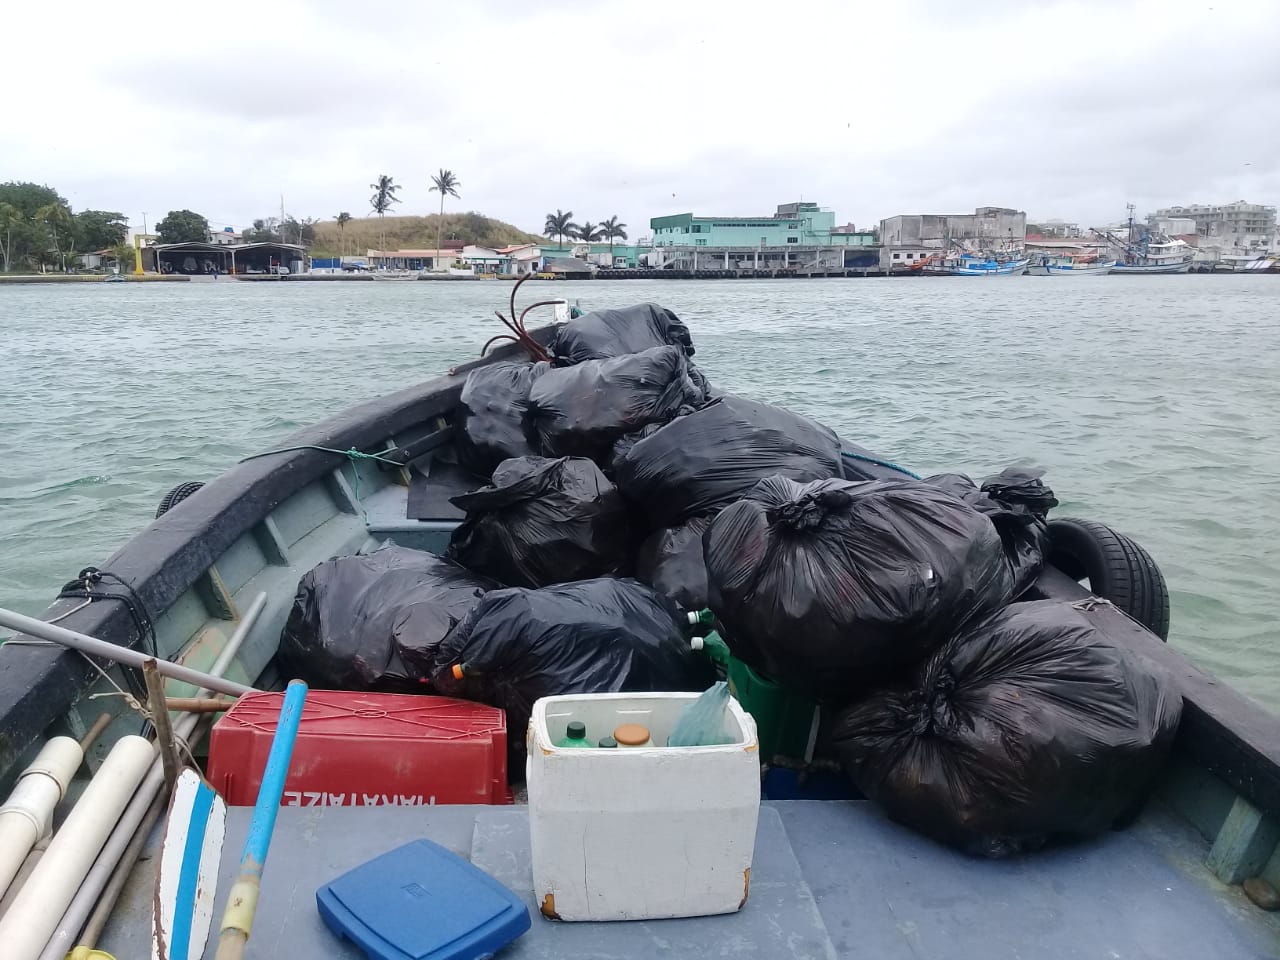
<box><xmin>207</xmin><ymin>691</ymin><xmax>509</xmax><ymax>807</ymax></box>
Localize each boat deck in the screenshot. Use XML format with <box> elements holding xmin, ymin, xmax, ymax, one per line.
<box><xmin>100</xmin><ymin>799</ymin><xmax>1279</xmax><ymax>959</ymax></box>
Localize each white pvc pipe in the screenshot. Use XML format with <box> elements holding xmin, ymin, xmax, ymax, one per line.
<box><xmin>0</xmin><ymin>738</ymin><xmax>83</xmax><ymax>900</ymax></box>
<box><xmin>0</xmin><ymin>736</ymin><xmax>153</xmax><ymax>960</ymax></box>
<box><xmin>36</xmin><ymin>592</ymin><xmax>265</xmax><ymax>959</ymax></box>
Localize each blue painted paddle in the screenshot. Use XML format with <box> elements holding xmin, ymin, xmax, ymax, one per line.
<box><xmin>153</xmin><ymin>768</ymin><xmax>227</xmax><ymax>960</ymax></box>
<box><xmin>213</xmin><ymin>680</ymin><xmax>308</xmax><ymax>960</ymax></box>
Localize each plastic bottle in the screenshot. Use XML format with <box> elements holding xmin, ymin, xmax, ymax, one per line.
<box><xmin>613</xmin><ymin>724</ymin><xmax>652</xmax><ymax>748</ymax></box>
<box><xmin>556</xmin><ymin>721</ymin><xmax>592</xmax><ymax>748</ymax></box>
<box><xmin>685</xmin><ymin>609</ymin><xmax>716</xmax><ymax>629</ymax></box>
<box><xmin>689</xmin><ymin>630</ymin><xmax>731</xmax><ymax>668</ymax></box>
<box><xmin>597</xmin><ymin>736</ymin><xmax>618</xmax><ymax>748</ymax></box>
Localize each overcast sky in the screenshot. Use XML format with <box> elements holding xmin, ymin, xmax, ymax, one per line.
<box><xmin>5</xmin><ymin>1</ymin><xmax>1278</xmax><ymax>237</ymax></box>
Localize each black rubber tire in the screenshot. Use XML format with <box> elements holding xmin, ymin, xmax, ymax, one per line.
<box><xmin>1046</xmin><ymin>517</ymin><xmax>1171</xmax><ymax>640</ymax></box>
<box><xmin>155</xmin><ymin>481</ymin><xmax>205</xmax><ymax>518</ymax></box>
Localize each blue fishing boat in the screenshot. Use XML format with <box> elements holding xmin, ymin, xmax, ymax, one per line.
<box><xmin>920</xmin><ymin>252</ymin><xmax>1030</xmax><ymax>276</ymax></box>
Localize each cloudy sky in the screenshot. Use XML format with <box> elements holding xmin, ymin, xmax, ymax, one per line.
<box><xmin>5</xmin><ymin>1</ymin><xmax>1278</xmax><ymax>237</ymax></box>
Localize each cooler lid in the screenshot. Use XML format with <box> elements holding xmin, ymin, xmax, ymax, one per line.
<box><xmin>316</xmin><ymin>839</ymin><xmax>530</xmax><ymax>960</ymax></box>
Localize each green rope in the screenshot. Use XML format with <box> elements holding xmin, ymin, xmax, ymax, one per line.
<box><xmin>238</xmin><ymin>444</ymin><xmax>402</xmax><ymax>467</ymax></box>
<box><xmin>239</xmin><ymin>444</ymin><xmax>402</xmax><ymax>521</ymax></box>
<box><xmin>841</xmin><ymin>450</ymin><xmax>922</xmax><ymax>481</ymax></box>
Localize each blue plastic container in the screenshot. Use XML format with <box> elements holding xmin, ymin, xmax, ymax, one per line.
<box><xmin>317</xmin><ymin>838</ymin><xmax>530</xmax><ymax>960</ymax></box>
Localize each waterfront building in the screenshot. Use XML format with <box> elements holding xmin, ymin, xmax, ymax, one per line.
<box><xmin>879</xmin><ymin>207</ymin><xmax>1027</xmax><ymax>248</ymax></box>
<box><xmin>1149</xmin><ymin>201</ymin><xmax>1276</xmax><ymax>250</ymax></box>
<box><xmin>879</xmin><ymin>206</ymin><xmax>1026</xmax><ymax>271</ymax></box>
<box><xmin>366</xmin><ymin>248</ymin><xmax>457</xmax><ymax>270</ymax></box>
<box><xmin>652</xmin><ymin>202</ymin><xmax>836</xmax><ymax>248</ymax></box>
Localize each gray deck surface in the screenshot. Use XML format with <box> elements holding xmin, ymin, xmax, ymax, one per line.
<box><xmin>99</xmin><ymin>800</ymin><xmax>1280</xmax><ymax>959</ymax></box>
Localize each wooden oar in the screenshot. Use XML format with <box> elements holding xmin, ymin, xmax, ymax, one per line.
<box><xmin>214</xmin><ymin>680</ymin><xmax>308</xmax><ymax>960</ymax></box>
<box><xmin>153</xmin><ymin>768</ymin><xmax>227</xmax><ymax>960</ymax></box>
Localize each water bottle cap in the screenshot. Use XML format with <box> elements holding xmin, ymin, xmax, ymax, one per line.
<box><xmin>598</xmin><ymin>736</ymin><xmax>618</xmax><ymax>748</ymax></box>
<box><xmin>566</xmin><ymin>721</ymin><xmax>586</xmax><ymax>740</ymax></box>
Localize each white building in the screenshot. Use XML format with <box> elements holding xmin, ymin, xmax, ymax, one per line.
<box><xmin>207</xmin><ymin>227</ymin><xmax>242</xmax><ymax>245</ymax></box>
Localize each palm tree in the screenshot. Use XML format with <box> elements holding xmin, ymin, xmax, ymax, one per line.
<box><xmin>335</xmin><ymin>211</ymin><xmax>352</xmax><ymax>259</ymax></box>
<box><xmin>0</xmin><ymin>202</ymin><xmax>21</xmax><ymax>272</ymax></box>
<box><xmin>543</xmin><ymin>209</ymin><xmax>577</xmax><ymax>250</ymax></box>
<box><xmin>369</xmin><ymin>174</ymin><xmax>401</xmax><ymax>264</ymax></box>
<box><xmin>575</xmin><ymin>221</ymin><xmax>602</xmax><ymax>243</ymax></box>
<box><xmin>600</xmin><ymin>215</ymin><xmax>628</xmax><ymax>254</ymax></box>
<box><xmin>36</xmin><ymin>202</ymin><xmax>73</xmax><ymax>272</ymax></box>
<box><xmin>429</xmin><ymin>169</ymin><xmax>460</xmax><ymax>265</ymax></box>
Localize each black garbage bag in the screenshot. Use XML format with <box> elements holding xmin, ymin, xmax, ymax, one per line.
<box><xmin>432</xmin><ymin>578</ymin><xmax>715</xmax><ymax>759</ymax></box>
<box><xmin>635</xmin><ymin>515</ymin><xmax>714</xmax><ymax>612</ymax></box>
<box><xmin>527</xmin><ymin>346</ymin><xmax>705</xmax><ymax>463</ymax></box>
<box><xmin>832</xmin><ymin>600</ymin><xmax>1182</xmax><ymax>857</ymax></box>
<box><xmin>926</xmin><ymin>466</ymin><xmax>1058</xmax><ymax>597</ymax></box>
<box><xmin>612</xmin><ymin>395</ymin><xmax>843</xmax><ymax>529</ymax></box>
<box><xmin>278</xmin><ymin>543</ymin><xmax>494</xmax><ymax>691</ymax></box>
<box><xmin>446</xmin><ymin>456</ymin><xmax>630</xmax><ymax>588</ymax></box>
<box><xmin>454</xmin><ymin>361</ymin><xmax>549</xmax><ymax>476</ymax></box>
<box><xmin>549</xmin><ymin>303</ymin><xmax>695</xmax><ymax>364</ymax></box>
<box><xmin>704</xmin><ymin>475</ymin><xmax>1013</xmax><ymax>691</ymax></box>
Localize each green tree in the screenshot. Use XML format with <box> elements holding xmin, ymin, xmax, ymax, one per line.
<box><xmin>574</xmin><ymin>221</ymin><xmax>601</xmax><ymax>242</ymax></box>
<box><xmin>36</xmin><ymin>202</ymin><xmax>74</xmax><ymax>271</ymax></box>
<box><xmin>600</xmin><ymin>215</ymin><xmax>628</xmax><ymax>253</ymax></box>
<box><xmin>243</xmin><ymin>217</ymin><xmax>280</xmax><ymax>244</ymax></box>
<box><xmin>543</xmin><ymin>209</ymin><xmax>576</xmax><ymax>249</ymax></box>
<box><xmin>281</xmin><ymin>216</ymin><xmax>317</xmax><ymax>246</ymax></box>
<box><xmin>0</xmin><ymin>202</ymin><xmax>21</xmax><ymax>272</ymax></box>
<box><xmin>0</xmin><ymin>182</ymin><xmax>66</xmax><ymax>269</ymax></box>
<box><xmin>335</xmin><ymin>211</ymin><xmax>352</xmax><ymax>258</ymax></box>
<box><xmin>155</xmin><ymin>209</ymin><xmax>210</xmax><ymax>244</ymax></box>
<box><xmin>108</xmin><ymin>241</ymin><xmax>136</xmax><ymax>273</ymax></box>
<box><xmin>75</xmin><ymin>210</ymin><xmax>128</xmax><ymax>251</ymax></box>
<box><xmin>429</xmin><ymin>168</ymin><xmax>460</xmax><ymax>264</ymax></box>
<box><xmin>369</xmin><ymin>174</ymin><xmax>401</xmax><ymax>258</ymax></box>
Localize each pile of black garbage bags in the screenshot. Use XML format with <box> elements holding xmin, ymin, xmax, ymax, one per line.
<box><xmin>278</xmin><ymin>301</ymin><xmax>1181</xmax><ymax>858</ymax></box>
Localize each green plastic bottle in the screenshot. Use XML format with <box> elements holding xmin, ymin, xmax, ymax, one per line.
<box><xmin>685</xmin><ymin>608</ymin><xmax>716</xmax><ymax>630</ymax></box>
<box><xmin>556</xmin><ymin>720</ymin><xmax>592</xmax><ymax>748</ymax></box>
<box><xmin>690</xmin><ymin>629</ymin><xmax>731</xmax><ymax>668</ymax></box>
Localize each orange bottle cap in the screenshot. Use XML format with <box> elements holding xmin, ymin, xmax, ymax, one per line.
<box><xmin>451</xmin><ymin>664</ymin><xmax>465</xmax><ymax>680</ymax></box>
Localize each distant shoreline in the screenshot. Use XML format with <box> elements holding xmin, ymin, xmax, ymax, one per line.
<box><xmin>0</xmin><ymin>274</ymin><xmax>190</xmax><ymax>285</ymax></box>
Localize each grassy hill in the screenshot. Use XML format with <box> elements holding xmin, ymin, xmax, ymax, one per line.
<box><xmin>311</xmin><ymin>211</ymin><xmax>544</xmax><ymax>258</ymax></box>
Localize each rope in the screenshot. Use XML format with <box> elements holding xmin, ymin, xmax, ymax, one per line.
<box><xmin>57</xmin><ymin>568</ymin><xmax>157</xmax><ymax>659</ymax></box>
<box><xmin>841</xmin><ymin>450</ymin><xmax>922</xmax><ymax>481</ymax></box>
<box><xmin>239</xmin><ymin>444</ymin><xmax>398</xmax><ymax>521</ymax></box>
<box><xmin>238</xmin><ymin>444</ymin><xmax>402</xmax><ymax>467</ymax></box>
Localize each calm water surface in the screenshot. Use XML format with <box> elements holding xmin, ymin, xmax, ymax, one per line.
<box><xmin>1</xmin><ymin>277</ymin><xmax>1277</xmax><ymax>708</ymax></box>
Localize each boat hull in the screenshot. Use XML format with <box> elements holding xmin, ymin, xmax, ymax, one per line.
<box><xmin>1111</xmin><ymin>260</ymin><xmax>1192</xmax><ymax>274</ymax></box>
<box><xmin>924</xmin><ymin>258</ymin><xmax>1029</xmax><ymax>277</ymax></box>
<box><xmin>1027</xmin><ymin>260</ymin><xmax>1117</xmax><ymax>276</ymax></box>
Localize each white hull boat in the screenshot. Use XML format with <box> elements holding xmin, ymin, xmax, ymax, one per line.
<box><xmin>1111</xmin><ymin>259</ymin><xmax>1192</xmax><ymax>275</ymax></box>
<box><xmin>1028</xmin><ymin>257</ymin><xmax>1117</xmax><ymax>276</ymax></box>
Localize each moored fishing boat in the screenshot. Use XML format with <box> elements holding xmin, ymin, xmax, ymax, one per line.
<box><xmin>1027</xmin><ymin>253</ymin><xmax>1117</xmax><ymax>276</ymax></box>
<box><xmin>1</xmin><ymin>296</ymin><xmax>1278</xmax><ymax>959</ymax></box>
<box><xmin>1095</xmin><ymin>205</ymin><xmax>1195</xmax><ymax>274</ymax></box>
<box><xmin>918</xmin><ymin>253</ymin><xmax>1030</xmax><ymax>276</ymax></box>
<box><xmin>1110</xmin><ymin>237</ymin><xmax>1194</xmax><ymax>274</ymax></box>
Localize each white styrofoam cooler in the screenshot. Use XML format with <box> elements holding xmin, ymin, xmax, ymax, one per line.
<box><xmin>527</xmin><ymin>691</ymin><xmax>761</xmax><ymax>922</ymax></box>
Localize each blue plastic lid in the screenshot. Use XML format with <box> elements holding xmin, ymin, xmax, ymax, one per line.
<box><xmin>317</xmin><ymin>838</ymin><xmax>531</xmax><ymax>960</ymax></box>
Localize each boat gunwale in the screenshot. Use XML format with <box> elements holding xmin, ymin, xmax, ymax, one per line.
<box><xmin>0</xmin><ymin>330</ymin><xmax>551</xmax><ymax>776</ymax></box>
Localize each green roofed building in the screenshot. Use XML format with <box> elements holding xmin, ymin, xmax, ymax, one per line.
<box><xmin>651</xmin><ymin>202</ymin><xmax>837</xmax><ymax>248</ymax></box>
